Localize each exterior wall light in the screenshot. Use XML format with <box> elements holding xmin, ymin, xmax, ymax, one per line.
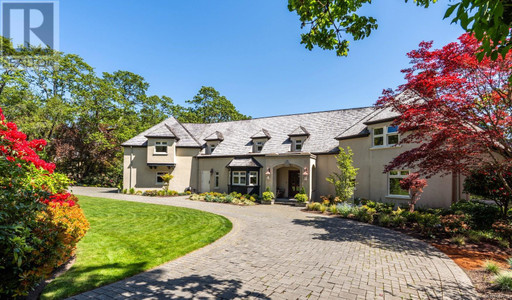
<box><xmin>265</xmin><ymin>168</ymin><xmax>271</xmax><ymax>180</ymax></box>
<box><xmin>303</xmin><ymin>167</ymin><xmax>309</xmax><ymax>180</ymax></box>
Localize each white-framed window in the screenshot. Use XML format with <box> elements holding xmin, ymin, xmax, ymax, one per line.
<box><xmin>209</xmin><ymin>143</ymin><xmax>217</xmax><ymax>153</ymax></box>
<box><xmin>372</xmin><ymin>126</ymin><xmax>399</xmax><ymax>147</ymax></box>
<box><xmin>254</xmin><ymin>141</ymin><xmax>264</xmax><ymax>153</ymax></box>
<box><xmin>249</xmin><ymin>171</ymin><xmax>258</xmax><ymax>185</ymax></box>
<box><xmin>232</xmin><ymin>171</ymin><xmax>246</xmax><ymax>186</ymax></box>
<box><xmin>156</xmin><ymin>171</ymin><xmax>168</xmax><ymax>184</ymax></box>
<box><xmin>388</xmin><ymin>170</ymin><xmax>410</xmax><ymax>196</ymax></box>
<box><xmin>294</xmin><ymin>139</ymin><xmax>303</xmax><ymax>151</ymax></box>
<box><xmin>154</xmin><ymin>141</ymin><xmax>168</xmax><ymax>154</ymax></box>
<box><xmin>214</xmin><ymin>172</ymin><xmax>219</xmax><ymax>188</ymax></box>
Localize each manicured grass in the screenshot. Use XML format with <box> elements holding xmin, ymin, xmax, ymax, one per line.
<box><xmin>41</xmin><ymin>195</ymin><xmax>232</xmax><ymax>299</ymax></box>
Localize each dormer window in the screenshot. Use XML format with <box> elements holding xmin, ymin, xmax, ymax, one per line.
<box><xmin>209</xmin><ymin>143</ymin><xmax>217</xmax><ymax>154</ymax></box>
<box><xmin>294</xmin><ymin>139</ymin><xmax>303</xmax><ymax>151</ymax></box>
<box><xmin>154</xmin><ymin>141</ymin><xmax>168</xmax><ymax>154</ymax></box>
<box><xmin>254</xmin><ymin>141</ymin><xmax>264</xmax><ymax>153</ymax></box>
<box><xmin>372</xmin><ymin>126</ymin><xmax>399</xmax><ymax>147</ymax></box>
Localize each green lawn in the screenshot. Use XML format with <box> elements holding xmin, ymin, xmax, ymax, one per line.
<box><xmin>41</xmin><ymin>195</ymin><xmax>232</xmax><ymax>299</ymax></box>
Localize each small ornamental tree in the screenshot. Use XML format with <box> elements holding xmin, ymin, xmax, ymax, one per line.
<box><xmin>326</xmin><ymin>146</ymin><xmax>359</xmax><ymax>202</ymax></box>
<box><xmin>0</xmin><ymin>107</ymin><xmax>88</xmax><ymax>297</ymax></box>
<box><xmin>464</xmin><ymin>166</ymin><xmax>512</xmax><ymax>217</ymax></box>
<box><xmin>161</xmin><ymin>173</ymin><xmax>174</xmax><ymax>191</ymax></box>
<box><xmin>399</xmin><ymin>173</ymin><xmax>428</xmax><ymax>212</ymax></box>
<box><xmin>377</xmin><ymin>33</ymin><xmax>512</xmax><ymax>212</ymax></box>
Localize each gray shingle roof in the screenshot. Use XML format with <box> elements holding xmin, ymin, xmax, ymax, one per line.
<box><xmin>122</xmin><ymin>117</ymin><xmax>201</xmax><ymax>147</ymax></box>
<box><xmin>181</xmin><ymin>107</ymin><xmax>375</xmax><ymax>156</ymax></box>
<box><xmin>123</xmin><ymin>107</ymin><xmax>390</xmax><ymax>153</ymax></box>
<box><xmin>144</xmin><ymin>124</ymin><xmax>176</xmax><ymax>138</ymax></box>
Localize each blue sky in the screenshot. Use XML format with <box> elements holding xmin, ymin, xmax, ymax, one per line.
<box><xmin>60</xmin><ymin>0</ymin><xmax>464</xmax><ymax>118</ymax></box>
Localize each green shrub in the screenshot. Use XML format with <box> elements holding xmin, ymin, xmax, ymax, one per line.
<box><xmin>484</xmin><ymin>260</ymin><xmax>501</xmax><ymax>274</ymax></box>
<box><xmin>122</xmin><ymin>189</ymin><xmax>127</xmax><ymax>194</ymax></box>
<box><xmin>365</xmin><ymin>200</ymin><xmax>376</xmax><ymax>209</ymax></box>
<box><xmin>320</xmin><ymin>205</ymin><xmax>327</xmax><ymax>213</ymax></box>
<box><xmin>135</xmin><ymin>191</ymin><xmax>142</xmax><ymax>195</ymax></box>
<box><xmin>230</xmin><ymin>192</ymin><xmax>242</xmax><ymax>198</ymax></box>
<box><xmin>307</xmin><ymin>202</ymin><xmax>323</xmax><ymax>211</ymax></box>
<box><xmin>262</xmin><ymin>187</ymin><xmax>275</xmax><ymax>202</ymax></box>
<box><xmin>451</xmin><ymin>200</ymin><xmax>500</xmax><ymax>230</ymax></box>
<box><xmin>496</xmin><ymin>272</ymin><xmax>512</xmax><ymax>291</ymax></box>
<box><xmin>336</xmin><ymin>203</ymin><xmax>355</xmax><ymax>217</ymax></box>
<box><xmin>375</xmin><ymin>202</ymin><xmax>394</xmax><ymax>214</ymax></box>
<box><xmin>225</xmin><ymin>194</ymin><xmax>234</xmax><ymax>203</ymax></box>
<box><xmin>507</xmin><ymin>257</ymin><xmax>512</xmax><ymax>269</ymax></box>
<box><xmin>357</xmin><ymin>206</ymin><xmax>377</xmax><ymax>223</ymax></box>
<box><xmin>417</xmin><ymin>213</ymin><xmax>441</xmax><ymax>235</ymax></box>
<box><xmin>329</xmin><ymin>204</ymin><xmax>337</xmax><ymax>214</ymax></box>
<box><xmin>403</xmin><ymin>211</ymin><xmax>421</xmax><ymax>224</ymax></box>
<box><xmin>391</xmin><ymin>215</ymin><xmax>407</xmax><ymax>228</ymax></box>
<box><xmin>378</xmin><ymin>214</ymin><xmax>392</xmax><ymax>227</ymax></box>
<box><xmin>129</xmin><ymin>188</ymin><xmax>135</xmax><ymax>194</ymax></box>
<box><xmin>204</xmin><ymin>194</ymin><xmax>214</xmax><ymax>202</ymax></box>
<box><xmin>295</xmin><ymin>193</ymin><xmax>308</xmax><ymax>203</ymax></box>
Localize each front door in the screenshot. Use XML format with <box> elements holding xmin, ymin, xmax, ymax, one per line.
<box><xmin>200</xmin><ymin>171</ymin><xmax>210</xmax><ymax>193</ymax></box>
<box><xmin>288</xmin><ymin>170</ymin><xmax>300</xmax><ymax>198</ymax></box>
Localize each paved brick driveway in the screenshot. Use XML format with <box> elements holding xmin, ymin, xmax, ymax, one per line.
<box><xmin>70</xmin><ymin>187</ymin><xmax>476</xmax><ymax>300</ymax></box>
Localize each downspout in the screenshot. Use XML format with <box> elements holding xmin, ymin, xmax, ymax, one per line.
<box><xmin>129</xmin><ymin>146</ymin><xmax>133</xmax><ymax>189</ymax></box>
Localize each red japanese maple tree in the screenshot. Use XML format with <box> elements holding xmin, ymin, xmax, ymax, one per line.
<box><xmin>377</xmin><ymin>34</ymin><xmax>512</xmax><ymax>208</ymax></box>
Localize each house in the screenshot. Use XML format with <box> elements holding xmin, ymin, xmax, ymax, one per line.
<box><xmin>122</xmin><ymin>101</ymin><xmax>467</xmax><ymax>208</ymax></box>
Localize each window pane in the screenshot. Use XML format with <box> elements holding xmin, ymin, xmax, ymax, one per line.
<box><xmin>387</xmin><ymin>126</ymin><xmax>398</xmax><ymax>133</ymax></box>
<box><xmin>250</xmin><ymin>176</ymin><xmax>257</xmax><ymax>185</ymax></box>
<box><xmin>157</xmin><ymin>146</ymin><xmax>167</xmax><ymax>153</ymax></box>
<box><xmin>400</xmin><ymin>170</ymin><xmax>410</xmax><ymax>176</ymax></box>
<box><xmin>387</xmin><ymin>134</ymin><xmax>399</xmax><ymax>145</ymax></box>
<box><xmin>390</xmin><ymin>178</ymin><xmax>409</xmax><ymax>195</ymax></box>
<box><xmin>374</xmin><ymin>128</ymin><xmax>383</xmax><ymax>135</ymax></box>
<box><xmin>233</xmin><ymin>177</ymin><xmax>239</xmax><ymax>184</ymax></box>
<box><xmin>257</xmin><ymin>146</ymin><xmax>263</xmax><ymax>151</ymax></box>
<box><xmin>389</xmin><ymin>170</ymin><xmax>398</xmax><ymax>176</ymax></box>
<box><xmin>296</xmin><ymin>144</ymin><xmax>302</xmax><ymax>151</ymax></box>
<box><xmin>374</xmin><ymin>136</ymin><xmax>383</xmax><ymax>146</ymax></box>
<box><xmin>240</xmin><ymin>177</ymin><xmax>246</xmax><ymax>184</ymax></box>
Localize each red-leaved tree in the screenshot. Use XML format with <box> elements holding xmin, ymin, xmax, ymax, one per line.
<box><xmin>377</xmin><ymin>33</ymin><xmax>512</xmax><ymax>213</ymax></box>
<box><xmin>399</xmin><ymin>173</ymin><xmax>428</xmax><ymax>212</ymax></box>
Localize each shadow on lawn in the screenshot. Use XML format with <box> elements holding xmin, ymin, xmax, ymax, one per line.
<box><xmin>292</xmin><ymin>215</ymin><xmax>445</xmax><ymax>258</ymax></box>
<box><xmin>81</xmin><ymin>269</ymin><xmax>271</xmax><ymax>299</ymax></box>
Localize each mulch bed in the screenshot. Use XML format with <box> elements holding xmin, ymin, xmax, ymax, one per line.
<box><xmin>303</xmin><ymin>209</ymin><xmax>512</xmax><ymax>299</ymax></box>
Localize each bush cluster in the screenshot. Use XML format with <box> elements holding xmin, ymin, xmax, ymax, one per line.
<box><xmin>121</xmin><ymin>189</ymin><xmax>191</xmax><ymax>197</ymax></box>
<box><xmin>306</xmin><ymin>199</ymin><xmax>511</xmax><ymax>248</ymax></box>
<box><xmin>0</xmin><ymin>108</ymin><xmax>89</xmax><ymax>298</ymax></box>
<box><xmin>189</xmin><ymin>192</ymin><xmax>257</xmax><ymax>205</ymax></box>
<box><xmin>262</xmin><ymin>187</ymin><xmax>275</xmax><ymax>203</ymax></box>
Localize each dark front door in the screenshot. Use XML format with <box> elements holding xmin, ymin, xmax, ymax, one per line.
<box><xmin>288</xmin><ymin>170</ymin><xmax>300</xmax><ymax>198</ymax></box>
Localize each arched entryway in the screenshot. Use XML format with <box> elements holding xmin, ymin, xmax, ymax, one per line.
<box><xmin>274</xmin><ymin>164</ymin><xmax>302</xmax><ymax>199</ymax></box>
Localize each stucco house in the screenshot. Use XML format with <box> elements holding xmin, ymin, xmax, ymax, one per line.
<box><xmin>122</xmin><ymin>100</ymin><xmax>467</xmax><ymax>208</ymax></box>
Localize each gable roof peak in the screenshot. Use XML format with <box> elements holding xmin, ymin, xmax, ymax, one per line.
<box><xmin>144</xmin><ymin>123</ymin><xmax>177</xmax><ymax>138</ymax></box>
<box><xmin>251</xmin><ymin>128</ymin><xmax>271</xmax><ymax>139</ymax></box>
<box><xmin>288</xmin><ymin>126</ymin><xmax>310</xmax><ymax>137</ymax></box>
<box><xmin>204</xmin><ymin>131</ymin><xmax>224</xmax><ymax>141</ymax></box>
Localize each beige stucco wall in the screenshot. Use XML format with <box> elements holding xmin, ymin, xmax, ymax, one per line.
<box><xmin>123</xmin><ymin>146</ymin><xmax>199</xmax><ymax>192</ymax></box>
<box><xmin>146</xmin><ymin>138</ymin><xmax>176</xmax><ymax>164</ymax></box>
<box><xmin>197</xmin><ymin>157</ymin><xmax>234</xmax><ymax>193</ymax></box>
<box><xmin>336</xmin><ymin>121</ymin><xmax>458</xmax><ymax>208</ymax></box>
